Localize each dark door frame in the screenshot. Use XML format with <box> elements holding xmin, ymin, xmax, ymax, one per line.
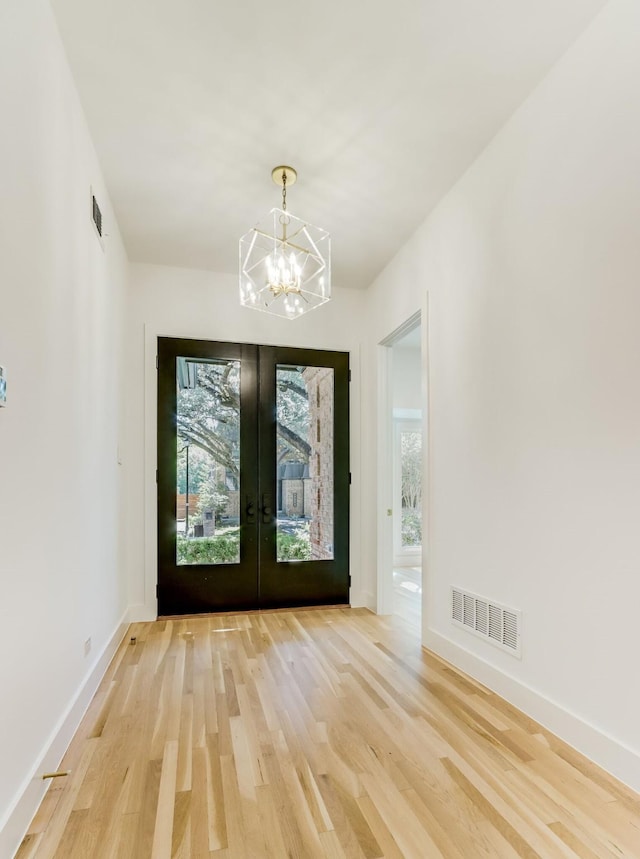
<box><xmin>157</xmin><ymin>336</ymin><xmax>350</xmax><ymax>616</ymax></box>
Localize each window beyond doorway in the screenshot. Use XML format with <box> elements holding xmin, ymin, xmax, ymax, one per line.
<box><xmin>393</xmin><ymin>419</ymin><xmax>423</xmax><ymax>566</ymax></box>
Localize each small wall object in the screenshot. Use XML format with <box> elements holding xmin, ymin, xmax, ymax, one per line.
<box><xmin>0</xmin><ymin>366</ymin><xmax>6</xmax><ymax>407</ymax></box>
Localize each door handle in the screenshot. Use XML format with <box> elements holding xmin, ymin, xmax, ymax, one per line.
<box><xmin>246</xmin><ymin>496</ymin><xmax>256</xmax><ymax>522</ymax></box>
<box><xmin>261</xmin><ymin>493</ymin><xmax>273</xmax><ymax>524</ymax></box>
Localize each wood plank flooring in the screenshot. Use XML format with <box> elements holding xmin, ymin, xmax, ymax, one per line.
<box><xmin>16</xmin><ymin>608</ymin><xmax>640</xmax><ymax>858</ymax></box>
<box><xmin>392</xmin><ymin>568</ymin><xmax>421</xmax><ymax>630</ymax></box>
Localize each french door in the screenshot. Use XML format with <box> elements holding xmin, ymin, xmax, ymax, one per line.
<box><xmin>157</xmin><ymin>337</ymin><xmax>349</xmax><ymax>615</ymax></box>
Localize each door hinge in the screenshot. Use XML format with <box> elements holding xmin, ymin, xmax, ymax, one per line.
<box><xmin>348</xmin><ymin>574</ymin><xmax>352</xmax><ymax>587</ymax></box>
<box><xmin>156</xmin><ymin>468</ymin><xmax>158</xmax><ymax>483</ymax></box>
<box><xmin>156</xmin><ymin>355</ymin><xmax>159</xmax><ymax>370</ymax></box>
<box><xmin>156</xmin><ymin>584</ymin><xmax>159</xmax><ymax>597</ymax></box>
<box><xmin>349</xmin><ymin>472</ymin><xmax>352</xmax><ymax>485</ymax></box>
<box><xmin>348</xmin><ymin>369</ymin><xmax>352</xmax><ymax>382</ymax></box>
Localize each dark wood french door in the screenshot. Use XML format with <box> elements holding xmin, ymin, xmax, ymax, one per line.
<box><xmin>157</xmin><ymin>337</ymin><xmax>349</xmax><ymax>615</ymax></box>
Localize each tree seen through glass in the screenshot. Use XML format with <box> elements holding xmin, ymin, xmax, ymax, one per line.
<box><xmin>401</xmin><ymin>431</ymin><xmax>422</xmax><ymax>548</ymax></box>
<box><xmin>174</xmin><ymin>359</ymin><xmax>332</xmax><ymax>565</ymax></box>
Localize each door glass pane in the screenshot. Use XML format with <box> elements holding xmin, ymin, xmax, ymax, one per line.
<box><xmin>276</xmin><ymin>365</ymin><xmax>334</xmax><ymax>561</ymax></box>
<box><xmin>401</xmin><ymin>430</ymin><xmax>422</xmax><ymax>548</ymax></box>
<box><xmin>176</xmin><ymin>357</ymin><xmax>240</xmax><ymax>565</ymax></box>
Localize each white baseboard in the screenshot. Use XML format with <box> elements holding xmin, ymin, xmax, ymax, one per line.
<box><xmin>0</xmin><ymin>611</ymin><xmax>130</xmax><ymax>859</ymax></box>
<box><xmin>424</xmin><ymin>627</ymin><xmax>640</xmax><ymax>795</ymax></box>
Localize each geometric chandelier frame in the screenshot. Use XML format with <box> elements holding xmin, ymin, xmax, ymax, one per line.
<box><xmin>239</xmin><ymin>166</ymin><xmax>331</xmax><ymax>319</ymax></box>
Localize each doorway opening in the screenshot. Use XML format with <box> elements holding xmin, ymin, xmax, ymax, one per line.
<box><xmin>377</xmin><ymin>314</ymin><xmax>424</xmax><ymax>631</ymax></box>
<box><xmin>393</xmin><ymin>416</ymin><xmax>423</xmax><ymax>627</ymax></box>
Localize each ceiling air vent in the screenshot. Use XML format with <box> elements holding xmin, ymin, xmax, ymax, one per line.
<box><xmin>451</xmin><ymin>586</ymin><xmax>521</xmax><ymax>658</ymax></box>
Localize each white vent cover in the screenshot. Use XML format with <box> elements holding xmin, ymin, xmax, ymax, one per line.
<box><xmin>451</xmin><ymin>587</ymin><xmax>521</xmax><ymax>658</ymax></box>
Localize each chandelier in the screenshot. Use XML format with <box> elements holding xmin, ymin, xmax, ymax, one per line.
<box><xmin>239</xmin><ymin>166</ymin><xmax>331</xmax><ymax>319</ymax></box>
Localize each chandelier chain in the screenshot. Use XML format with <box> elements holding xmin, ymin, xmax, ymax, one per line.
<box><xmin>282</xmin><ymin>170</ymin><xmax>287</xmax><ymax>212</ymax></box>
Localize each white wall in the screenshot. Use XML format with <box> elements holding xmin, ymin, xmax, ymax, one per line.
<box><xmin>124</xmin><ymin>264</ymin><xmax>369</xmax><ymax>618</ymax></box>
<box><xmin>364</xmin><ymin>0</ymin><xmax>640</xmax><ymax>791</ymax></box>
<box><xmin>0</xmin><ymin>3</ymin><xmax>129</xmax><ymax>854</ymax></box>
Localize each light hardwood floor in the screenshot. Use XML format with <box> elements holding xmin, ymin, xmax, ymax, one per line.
<box><xmin>392</xmin><ymin>567</ymin><xmax>421</xmax><ymax>630</ymax></box>
<box><xmin>16</xmin><ymin>608</ymin><xmax>640</xmax><ymax>858</ymax></box>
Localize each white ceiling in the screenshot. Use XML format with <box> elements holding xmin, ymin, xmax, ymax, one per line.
<box><xmin>51</xmin><ymin>0</ymin><xmax>606</xmax><ymax>290</ymax></box>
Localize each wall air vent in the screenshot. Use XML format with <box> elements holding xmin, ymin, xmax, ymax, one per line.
<box><xmin>451</xmin><ymin>586</ymin><xmax>521</xmax><ymax>658</ymax></box>
<box><xmin>92</xmin><ymin>194</ymin><xmax>103</xmax><ymax>237</ymax></box>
